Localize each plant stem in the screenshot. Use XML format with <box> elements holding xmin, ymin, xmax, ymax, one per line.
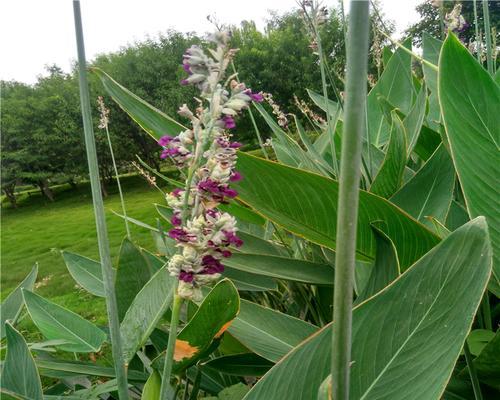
<box><xmin>439</xmin><ymin>2</ymin><xmax>445</xmax><ymax>40</ymax></box>
<box><xmin>473</xmin><ymin>0</ymin><xmax>481</xmax><ymax>62</ymax></box>
<box><xmin>160</xmin><ymin>293</ymin><xmax>184</xmax><ymax>400</ymax></box>
<box><xmin>464</xmin><ymin>341</ymin><xmax>483</xmax><ymax>400</ymax></box>
<box><xmin>331</xmin><ymin>2</ymin><xmax>370</xmax><ymax>399</ymax></box>
<box><xmin>72</xmin><ymin>1</ymin><xmax>129</xmax><ymax>398</ymax></box>
<box><xmin>104</xmin><ymin>125</ymin><xmax>131</xmax><ymax>238</ymax></box>
<box><xmin>482</xmin><ymin>0</ymin><xmax>494</xmax><ymax>75</ymax></box>
<box><xmin>481</xmin><ymin>294</ymin><xmax>492</xmax><ymax>331</ymax></box>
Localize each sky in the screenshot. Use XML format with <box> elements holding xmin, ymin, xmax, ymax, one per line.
<box><xmin>0</xmin><ymin>0</ymin><xmax>420</xmax><ymax>84</ymax></box>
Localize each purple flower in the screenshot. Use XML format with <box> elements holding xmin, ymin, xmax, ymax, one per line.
<box><xmin>201</xmin><ymin>255</ymin><xmax>224</xmax><ymax>274</ymax></box>
<box><xmin>245</xmin><ymin>90</ymin><xmax>264</xmax><ymax>103</ymax></box>
<box><xmin>180</xmin><ymin>271</ymin><xmax>194</xmax><ymax>283</ymax></box>
<box><xmin>158</xmin><ymin>135</ymin><xmax>173</xmax><ymax>147</ymax></box>
<box><xmin>180</xmin><ymin>79</ymin><xmax>189</xmax><ymax>86</ymax></box>
<box><xmin>221</xmin><ymin>187</ymin><xmax>238</xmax><ymax>198</ymax></box>
<box><xmin>171</xmin><ymin>213</ymin><xmax>182</xmax><ymax>226</ymax></box>
<box><xmin>230</xmin><ymin>171</ymin><xmax>242</xmax><ymax>182</ymax></box>
<box><xmin>229</xmin><ymin>142</ymin><xmax>242</xmax><ymax>149</ymax></box>
<box><xmin>168</xmin><ymin>227</ymin><xmax>190</xmax><ymax>242</ymax></box>
<box><xmin>182</xmin><ymin>62</ymin><xmax>192</xmax><ymax>74</ymax></box>
<box><xmin>222</xmin><ymin>115</ymin><xmax>236</xmax><ymax>129</ymax></box>
<box><xmin>172</xmin><ymin>188</ymin><xmax>183</xmax><ymax>196</ymax></box>
<box><xmin>223</xmin><ymin>230</ymin><xmax>243</xmax><ymax>247</ymax></box>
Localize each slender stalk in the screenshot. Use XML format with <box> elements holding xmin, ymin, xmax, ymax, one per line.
<box><xmin>481</xmin><ymin>294</ymin><xmax>492</xmax><ymax>331</ymax></box>
<box><xmin>160</xmin><ymin>293</ymin><xmax>184</xmax><ymax>400</ymax></box>
<box><xmin>72</xmin><ymin>1</ymin><xmax>129</xmax><ymax>398</ymax></box>
<box><xmin>331</xmin><ymin>2</ymin><xmax>370</xmax><ymax>399</ymax></box>
<box><xmin>473</xmin><ymin>0</ymin><xmax>481</xmax><ymax>62</ymax></box>
<box><xmin>316</xmin><ymin>27</ymin><xmax>340</xmax><ymax>178</ymax></box>
<box><xmin>464</xmin><ymin>341</ymin><xmax>484</xmax><ymax>400</ymax></box>
<box><xmin>188</xmin><ymin>368</ymin><xmax>202</xmax><ymax>400</ymax></box>
<box><xmin>439</xmin><ymin>2</ymin><xmax>445</xmax><ymax>40</ymax></box>
<box><xmin>104</xmin><ymin>124</ymin><xmax>131</xmax><ymax>238</ymax></box>
<box><xmin>482</xmin><ymin>0</ymin><xmax>494</xmax><ymax>75</ymax></box>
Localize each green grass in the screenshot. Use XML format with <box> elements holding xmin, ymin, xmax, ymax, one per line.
<box><xmin>1</xmin><ymin>175</ymin><xmax>169</xmax><ymax>325</ymax></box>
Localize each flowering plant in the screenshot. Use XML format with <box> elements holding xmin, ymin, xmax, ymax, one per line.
<box><xmin>158</xmin><ymin>31</ymin><xmax>262</xmax><ymax>301</ymax></box>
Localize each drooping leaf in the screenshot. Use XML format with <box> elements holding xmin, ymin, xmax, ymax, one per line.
<box><xmin>62</xmin><ymin>251</ymin><xmax>106</xmax><ymax>297</ymax></box>
<box><xmin>439</xmin><ymin>33</ymin><xmax>500</xmax><ymax>296</ymax></box>
<box><xmin>121</xmin><ymin>265</ymin><xmax>176</xmax><ymax>362</ymax></box>
<box><xmin>153</xmin><ymin>279</ymin><xmax>240</xmax><ymax>373</ymax></box>
<box><xmin>306</xmin><ymin>89</ymin><xmax>341</xmax><ymax>117</ymax></box>
<box><xmin>228</xmin><ymin>299</ymin><xmax>318</xmax><ymax>362</ymax></box>
<box><xmin>244</xmin><ymin>218</ymin><xmax>492</xmax><ymax>400</ymax></box>
<box><xmin>223</xmin><ymin>267</ymin><xmax>277</xmax><ymax>292</ymax></box>
<box><xmin>422</xmin><ymin>33</ymin><xmax>442</xmax><ymax>130</ymax></box>
<box><xmin>403</xmin><ymin>82</ymin><xmax>427</xmax><ymax>152</ymax></box>
<box><xmin>355</xmin><ymin>224</ymin><xmax>400</xmax><ymax>303</ymax></box>
<box><xmin>202</xmin><ymin>353</ymin><xmax>274</xmax><ymax>377</ymax></box>
<box><xmin>224</xmin><ymin>253</ymin><xmax>334</xmax><ymax>285</ymax></box>
<box><xmin>142</xmin><ymin>370</ymin><xmax>161</xmax><ymax>400</ymax></box>
<box><xmin>92</xmin><ymin>68</ymin><xmax>185</xmax><ymax>140</ymax></box>
<box><xmin>1</xmin><ymin>322</ymin><xmax>43</xmax><ymax>400</ymax></box>
<box><xmin>1</xmin><ymin>264</ymin><xmax>38</xmax><ymax>338</ymax></box>
<box><xmin>234</xmin><ymin>152</ymin><xmax>439</xmax><ymax>271</ymax></box>
<box><xmin>22</xmin><ymin>290</ymin><xmax>107</xmax><ymax>353</ymax></box>
<box><xmin>115</xmin><ymin>238</ymin><xmax>152</xmax><ymax>321</ymax></box>
<box><xmin>390</xmin><ymin>144</ymin><xmax>455</xmax><ymax>228</ymax></box>
<box><xmin>369</xmin><ymin>112</ymin><xmax>407</xmax><ymax>198</ymax></box>
<box><xmin>367</xmin><ymin>38</ymin><xmax>414</xmax><ymax>146</ymax></box>
<box><xmin>36</xmin><ymin>359</ymin><xmax>148</xmax><ymax>381</ymax></box>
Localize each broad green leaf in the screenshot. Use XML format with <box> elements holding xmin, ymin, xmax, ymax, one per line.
<box><xmin>461</xmin><ymin>329</ymin><xmax>500</xmax><ymax>390</ymax></box>
<box><xmin>36</xmin><ymin>359</ymin><xmax>148</xmax><ymax>381</ymax></box>
<box><xmin>62</xmin><ymin>251</ymin><xmax>106</xmax><ymax>297</ymax></box>
<box><xmin>403</xmin><ymin>83</ymin><xmax>427</xmax><ymax>152</ymax></box>
<box><xmin>1</xmin><ymin>322</ymin><xmax>43</xmax><ymax>400</ymax></box>
<box><xmin>228</xmin><ymin>299</ymin><xmax>318</xmax><ymax>362</ymax></box>
<box><xmin>367</xmin><ymin>39</ymin><xmax>414</xmax><ymax>146</ymax></box>
<box><xmin>141</xmin><ymin>248</ymin><xmax>166</xmax><ymax>273</ymax></box>
<box><xmin>390</xmin><ymin>144</ymin><xmax>455</xmax><ymax>228</ymax></box>
<box><xmin>422</xmin><ymin>33</ymin><xmax>442</xmax><ymax>130</ymax></box>
<box><xmin>22</xmin><ymin>290</ymin><xmax>106</xmax><ymax>353</ymax></box>
<box><xmin>212</xmin><ymin>383</ymin><xmax>250</xmax><ymax>400</ymax></box>
<box><xmin>446</xmin><ymin>200</ymin><xmax>470</xmax><ymax>231</ymax></box>
<box><xmin>91</xmin><ymin>68</ymin><xmax>185</xmax><ymax>140</ymax></box>
<box><xmin>223</xmin><ymin>267</ymin><xmax>277</xmax><ymax>292</ymax></box>
<box><xmin>234</xmin><ymin>152</ymin><xmax>439</xmax><ymax>271</ymax></box>
<box><xmin>244</xmin><ymin>218</ymin><xmax>492</xmax><ymax>400</ymax></box>
<box><xmin>224</xmin><ymin>253</ymin><xmax>334</xmax><ymax>285</ymax></box>
<box><xmin>413</xmin><ymin>124</ymin><xmax>442</xmax><ymax>161</ymax></box>
<box><xmin>121</xmin><ymin>265</ymin><xmax>176</xmax><ymax>362</ymax></box>
<box><xmin>220</xmin><ymin>201</ymin><xmax>266</xmax><ymax>226</ymax></box>
<box><xmin>355</xmin><ymin>225</ymin><xmax>400</xmax><ymax>304</ymax></box>
<box><xmin>1</xmin><ymin>264</ymin><xmax>37</xmax><ymax>338</ymax></box>
<box><xmin>466</xmin><ymin>329</ymin><xmax>496</xmax><ymax>356</ymax></box>
<box><xmin>439</xmin><ymin>34</ymin><xmax>500</xmax><ymax>296</ymax></box>
<box><xmin>153</xmin><ymin>279</ymin><xmax>240</xmax><ymax>373</ymax></box>
<box><xmin>115</xmin><ymin>238</ymin><xmax>152</xmax><ymax>321</ymax></box>
<box><xmin>369</xmin><ymin>112</ymin><xmax>407</xmax><ymax>198</ymax></box>
<box><xmin>202</xmin><ymin>353</ymin><xmax>274</xmax><ymax>377</ymax></box>
<box><xmin>237</xmin><ymin>231</ymin><xmax>286</xmax><ymax>256</ymax></box>
<box><xmin>142</xmin><ymin>370</ymin><xmax>161</xmax><ymax>400</ymax></box>
<box><xmin>307</xmin><ymin>89</ymin><xmax>341</xmax><ymax>117</ymax></box>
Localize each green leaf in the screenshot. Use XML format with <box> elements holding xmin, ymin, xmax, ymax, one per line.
<box><xmin>439</xmin><ymin>34</ymin><xmax>500</xmax><ymax>296</ymax></box>
<box><xmin>355</xmin><ymin>224</ymin><xmax>400</xmax><ymax>303</ymax></box>
<box><xmin>120</xmin><ymin>265</ymin><xmax>176</xmax><ymax>362</ymax></box>
<box><xmin>115</xmin><ymin>238</ymin><xmax>152</xmax><ymax>321</ymax></box>
<box><xmin>202</xmin><ymin>353</ymin><xmax>274</xmax><ymax>377</ymax></box>
<box><xmin>367</xmin><ymin>39</ymin><xmax>414</xmax><ymax>146</ymax></box>
<box><xmin>228</xmin><ymin>299</ymin><xmax>318</xmax><ymax>362</ymax></box>
<box><xmin>22</xmin><ymin>290</ymin><xmax>107</xmax><ymax>353</ymax></box>
<box><xmin>36</xmin><ymin>359</ymin><xmax>148</xmax><ymax>381</ymax></box>
<box><xmin>220</xmin><ymin>201</ymin><xmax>266</xmax><ymax>227</ymax></box>
<box><xmin>403</xmin><ymin>83</ymin><xmax>427</xmax><ymax>153</ymax></box>
<box><xmin>422</xmin><ymin>33</ymin><xmax>442</xmax><ymax>130</ymax></box>
<box><xmin>62</xmin><ymin>251</ymin><xmax>106</xmax><ymax>297</ymax></box>
<box><xmin>390</xmin><ymin>144</ymin><xmax>455</xmax><ymax>228</ymax></box>
<box><xmin>233</xmin><ymin>152</ymin><xmax>439</xmax><ymax>271</ymax></box>
<box><xmin>153</xmin><ymin>279</ymin><xmax>240</xmax><ymax>373</ymax></box>
<box><xmin>223</xmin><ymin>267</ymin><xmax>277</xmax><ymax>292</ymax></box>
<box><xmin>369</xmin><ymin>112</ymin><xmax>407</xmax><ymax>198</ymax></box>
<box><xmin>307</xmin><ymin>89</ymin><xmax>341</xmax><ymax>117</ymax></box>
<box><xmin>1</xmin><ymin>264</ymin><xmax>37</xmax><ymax>338</ymax></box>
<box><xmin>224</xmin><ymin>253</ymin><xmax>334</xmax><ymax>285</ymax></box>
<box><xmin>1</xmin><ymin>323</ymin><xmax>43</xmax><ymax>400</ymax></box>
<box><xmin>142</xmin><ymin>370</ymin><xmax>161</xmax><ymax>400</ymax></box>
<box><xmin>244</xmin><ymin>218</ymin><xmax>492</xmax><ymax>400</ymax></box>
<box><xmin>214</xmin><ymin>383</ymin><xmax>250</xmax><ymax>400</ymax></box>
<box><xmin>466</xmin><ymin>329</ymin><xmax>496</xmax><ymax>356</ymax></box>
<box><xmin>413</xmin><ymin>125</ymin><xmax>442</xmax><ymax>161</ymax></box>
<box><xmin>91</xmin><ymin>68</ymin><xmax>185</xmax><ymax>140</ymax></box>
<box><xmin>236</xmin><ymin>231</ymin><xmax>286</xmax><ymax>256</ymax></box>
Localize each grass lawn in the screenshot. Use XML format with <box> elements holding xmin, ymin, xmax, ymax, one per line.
<box><xmin>1</xmin><ymin>175</ymin><xmax>168</xmax><ymax>326</ymax></box>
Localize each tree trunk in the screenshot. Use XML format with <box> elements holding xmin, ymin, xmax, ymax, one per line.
<box><xmin>100</xmin><ymin>178</ymin><xmax>108</xmax><ymax>198</ymax></box>
<box><xmin>3</xmin><ymin>187</ymin><xmax>17</xmax><ymax>208</ymax></box>
<box><xmin>38</xmin><ymin>180</ymin><xmax>55</xmax><ymax>202</ymax></box>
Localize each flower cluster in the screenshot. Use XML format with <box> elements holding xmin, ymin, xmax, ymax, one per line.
<box><xmin>158</xmin><ymin>31</ymin><xmax>262</xmax><ymax>300</ymax></box>
<box><xmin>445</xmin><ymin>4</ymin><xmax>468</xmax><ymax>33</ymax></box>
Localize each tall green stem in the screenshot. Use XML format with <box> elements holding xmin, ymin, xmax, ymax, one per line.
<box><xmin>331</xmin><ymin>2</ymin><xmax>370</xmax><ymax>399</ymax></box>
<box><xmin>473</xmin><ymin>0</ymin><xmax>481</xmax><ymax>62</ymax></box>
<box><xmin>72</xmin><ymin>1</ymin><xmax>129</xmax><ymax>398</ymax></box>
<box><xmin>104</xmin><ymin>125</ymin><xmax>131</xmax><ymax>238</ymax></box>
<box><xmin>160</xmin><ymin>293</ymin><xmax>184</xmax><ymax>400</ymax></box>
<box><xmin>482</xmin><ymin>0</ymin><xmax>494</xmax><ymax>75</ymax></box>
<box><xmin>464</xmin><ymin>341</ymin><xmax>483</xmax><ymax>400</ymax></box>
